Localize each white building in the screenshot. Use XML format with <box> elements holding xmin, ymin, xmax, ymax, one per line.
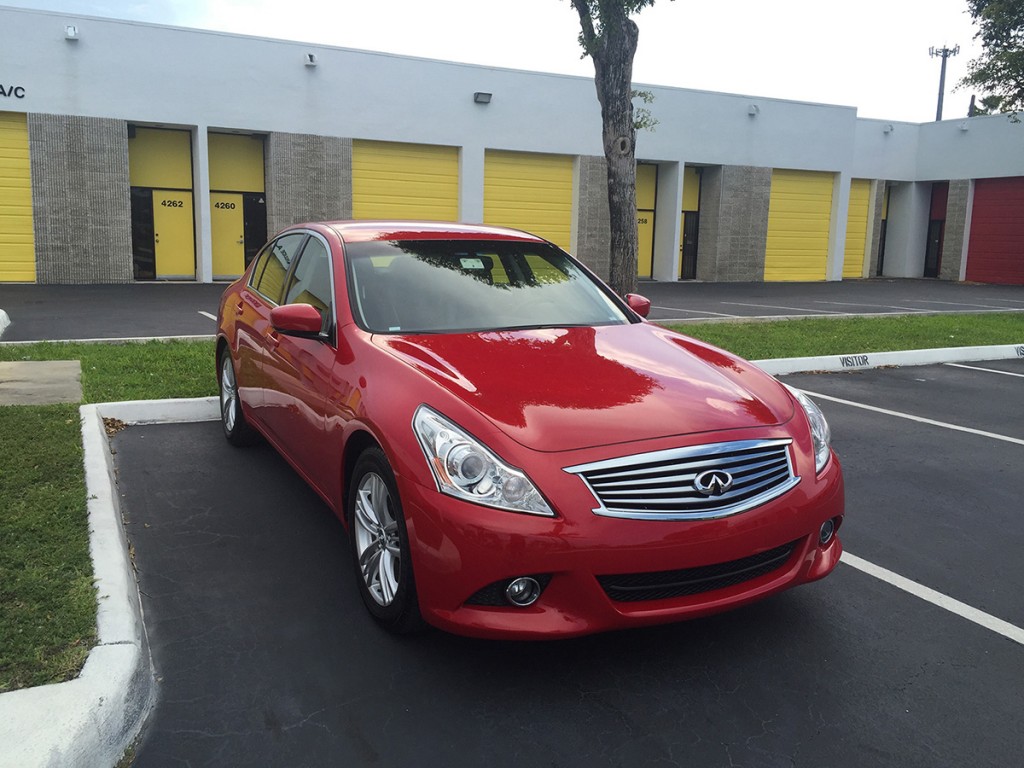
<box><xmin>1</xmin><ymin>5</ymin><xmax>1023</xmax><ymax>285</ymax></box>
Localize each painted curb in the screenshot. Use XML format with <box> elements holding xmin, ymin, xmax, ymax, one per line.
<box><xmin>754</xmin><ymin>342</ymin><xmax>1024</xmax><ymax>375</ymax></box>
<box><xmin>0</xmin><ymin>398</ymin><xmax>217</xmax><ymax>768</ymax></box>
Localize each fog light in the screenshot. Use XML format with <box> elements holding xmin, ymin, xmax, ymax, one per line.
<box><xmin>505</xmin><ymin>577</ymin><xmax>541</xmax><ymax>607</ymax></box>
<box><xmin>819</xmin><ymin>519</ymin><xmax>835</xmax><ymax>546</ymax></box>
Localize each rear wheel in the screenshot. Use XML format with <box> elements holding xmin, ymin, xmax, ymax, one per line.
<box><xmin>218</xmin><ymin>348</ymin><xmax>258</xmax><ymax>446</ymax></box>
<box><xmin>348</xmin><ymin>446</ymin><xmax>423</xmax><ymax>633</ymax></box>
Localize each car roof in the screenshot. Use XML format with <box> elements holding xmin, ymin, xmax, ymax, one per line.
<box><xmin>309</xmin><ymin>220</ymin><xmax>549</xmax><ymax>245</ymax></box>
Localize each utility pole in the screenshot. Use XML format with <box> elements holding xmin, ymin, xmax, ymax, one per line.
<box><xmin>929</xmin><ymin>44</ymin><xmax>959</xmax><ymax>121</ymax></box>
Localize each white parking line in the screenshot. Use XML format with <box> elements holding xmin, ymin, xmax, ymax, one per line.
<box><xmin>911</xmin><ymin>299</ymin><xmax>1022</xmax><ymax>310</ymax></box>
<box><xmin>800</xmin><ymin>390</ymin><xmax>1024</xmax><ymax>446</ymax></box>
<box><xmin>813</xmin><ymin>300</ymin><xmax>929</xmax><ymax>312</ymax></box>
<box><xmin>652</xmin><ymin>306</ymin><xmax>741</xmax><ymax>318</ymax></box>
<box><xmin>722</xmin><ymin>302</ymin><xmax>846</xmax><ymax>314</ymax></box>
<box><xmin>198</xmin><ymin>311</ymin><xmax>217</xmax><ymax>321</ymax></box>
<box><xmin>945</xmin><ymin>362</ymin><xmax>1024</xmax><ymax>378</ymax></box>
<box><xmin>842</xmin><ymin>552</ymin><xmax>1024</xmax><ymax>646</ymax></box>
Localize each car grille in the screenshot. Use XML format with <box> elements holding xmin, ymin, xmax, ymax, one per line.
<box><xmin>597</xmin><ymin>540</ymin><xmax>798</xmax><ymax>602</ymax></box>
<box><xmin>564</xmin><ymin>438</ymin><xmax>799</xmax><ymax>521</ymax></box>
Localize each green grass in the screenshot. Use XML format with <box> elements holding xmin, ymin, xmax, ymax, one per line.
<box><xmin>664</xmin><ymin>312</ymin><xmax>1024</xmax><ymax>361</ymax></box>
<box><xmin>0</xmin><ymin>339</ymin><xmax>217</xmax><ymax>403</ymax></box>
<box><xmin>1</xmin><ymin>314</ymin><xmax>1021</xmax><ymax>691</ymax></box>
<box><xmin>0</xmin><ymin>404</ymin><xmax>95</xmax><ymax>692</ymax></box>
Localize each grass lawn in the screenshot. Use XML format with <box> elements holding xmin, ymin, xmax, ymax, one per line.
<box><xmin>665</xmin><ymin>312</ymin><xmax>1024</xmax><ymax>361</ymax></box>
<box><xmin>0</xmin><ymin>313</ymin><xmax>1021</xmax><ymax>692</ymax></box>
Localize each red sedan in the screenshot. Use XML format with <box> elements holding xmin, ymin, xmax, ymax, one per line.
<box><xmin>216</xmin><ymin>221</ymin><xmax>844</xmax><ymax>639</ymax></box>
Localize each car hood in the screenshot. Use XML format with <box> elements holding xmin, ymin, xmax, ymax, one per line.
<box><xmin>373</xmin><ymin>324</ymin><xmax>794</xmax><ymax>452</ymax></box>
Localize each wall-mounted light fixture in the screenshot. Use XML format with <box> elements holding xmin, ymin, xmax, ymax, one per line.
<box><xmin>959</xmin><ymin>121</ymin><xmax>970</xmax><ymax>132</ymax></box>
<box><xmin>473</xmin><ymin>92</ymin><xmax>492</xmax><ymax>104</ymax></box>
<box><xmin>305</xmin><ymin>52</ymin><xmax>318</xmax><ymax>67</ymax></box>
<box><xmin>882</xmin><ymin>124</ymin><xmax>894</xmax><ymax>134</ymax></box>
<box><xmin>747</xmin><ymin>103</ymin><xmax>760</xmax><ymax>117</ymax></box>
<box><xmin>65</xmin><ymin>24</ymin><xmax>79</xmax><ymax>40</ymax></box>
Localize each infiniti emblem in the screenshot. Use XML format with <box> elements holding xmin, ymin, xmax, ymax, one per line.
<box><xmin>694</xmin><ymin>469</ymin><xmax>734</xmax><ymax>496</ymax></box>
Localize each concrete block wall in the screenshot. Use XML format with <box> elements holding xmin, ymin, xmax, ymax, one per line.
<box><xmin>940</xmin><ymin>179</ymin><xmax>971</xmax><ymax>281</ymax></box>
<box><xmin>265</xmin><ymin>133</ymin><xmax>352</xmax><ymax>237</ymax></box>
<box><xmin>28</xmin><ymin>115</ymin><xmax>132</xmax><ymax>284</ymax></box>
<box><xmin>696</xmin><ymin>165</ymin><xmax>771</xmax><ymax>282</ymax></box>
<box><xmin>573</xmin><ymin>155</ymin><xmax>611</xmax><ymax>281</ymax></box>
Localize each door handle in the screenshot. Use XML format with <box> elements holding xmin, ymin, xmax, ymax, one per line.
<box><xmin>234</xmin><ymin>301</ymin><xmax>244</xmax><ymax>316</ymax></box>
<box><xmin>237</xmin><ymin>238</ymin><xmax>244</xmax><ymax>245</ymax></box>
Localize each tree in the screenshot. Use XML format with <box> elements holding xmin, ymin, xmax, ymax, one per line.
<box><xmin>569</xmin><ymin>1</ymin><xmax>668</xmax><ymax>296</ymax></box>
<box><xmin>959</xmin><ymin>0</ymin><xmax>1024</xmax><ymax>116</ymax></box>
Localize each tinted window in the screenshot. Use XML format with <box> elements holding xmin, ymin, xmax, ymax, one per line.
<box><xmin>347</xmin><ymin>240</ymin><xmax>629</xmax><ymax>334</ymax></box>
<box><xmin>284</xmin><ymin>237</ymin><xmax>332</xmax><ymax>313</ymax></box>
<box><xmin>249</xmin><ymin>233</ymin><xmax>305</xmax><ymax>303</ymax></box>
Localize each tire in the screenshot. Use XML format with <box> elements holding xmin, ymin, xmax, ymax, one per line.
<box><xmin>218</xmin><ymin>348</ymin><xmax>258</xmax><ymax>446</ymax></box>
<box><xmin>348</xmin><ymin>446</ymin><xmax>423</xmax><ymax>633</ymax></box>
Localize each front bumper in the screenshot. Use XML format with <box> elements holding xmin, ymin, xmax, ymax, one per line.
<box><xmin>399</xmin><ymin>452</ymin><xmax>844</xmax><ymax>640</ymax></box>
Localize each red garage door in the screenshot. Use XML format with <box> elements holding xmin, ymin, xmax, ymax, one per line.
<box><xmin>966</xmin><ymin>177</ymin><xmax>1024</xmax><ymax>285</ymax></box>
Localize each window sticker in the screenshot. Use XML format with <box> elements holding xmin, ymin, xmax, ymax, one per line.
<box><xmin>460</xmin><ymin>257</ymin><xmax>485</xmax><ymax>270</ymax></box>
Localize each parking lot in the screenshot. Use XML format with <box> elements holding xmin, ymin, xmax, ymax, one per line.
<box><xmin>113</xmin><ymin>359</ymin><xmax>1024</xmax><ymax>767</ymax></box>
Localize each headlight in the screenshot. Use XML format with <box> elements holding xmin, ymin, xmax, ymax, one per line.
<box><xmin>413</xmin><ymin>406</ymin><xmax>554</xmax><ymax>517</ymax></box>
<box><xmin>788</xmin><ymin>387</ymin><xmax>832</xmax><ymax>474</ymax></box>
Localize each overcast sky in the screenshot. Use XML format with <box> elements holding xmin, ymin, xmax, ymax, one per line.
<box><xmin>6</xmin><ymin>0</ymin><xmax>985</xmax><ymax>123</ymax></box>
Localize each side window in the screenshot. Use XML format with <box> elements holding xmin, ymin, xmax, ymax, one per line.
<box><xmin>284</xmin><ymin>237</ymin><xmax>332</xmax><ymax>314</ymax></box>
<box><xmin>249</xmin><ymin>233</ymin><xmax>306</xmax><ymax>303</ymax></box>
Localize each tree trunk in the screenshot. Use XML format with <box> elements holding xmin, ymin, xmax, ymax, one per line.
<box><xmin>592</xmin><ymin>16</ymin><xmax>640</xmax><ymax>296</ymax></box>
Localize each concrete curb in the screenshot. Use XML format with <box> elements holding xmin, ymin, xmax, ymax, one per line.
<box><xmin>0</xmin><ymin>398</ymin><xmax>218</xmax><ymax>768</ymax></box>
<box><xmin>0</xmin><ymin>309</ymin><xmax>9</xmax><ymax>339</ymax></box>
<box><xmin>1</xmin><ymin>341</ymin><xmax>1022</xmax><ymax>766</ymax></box>
<box><xmin>753</xmin><ymin>342</ymin><xmax>1024</xmax><ymax>375</ymax></box>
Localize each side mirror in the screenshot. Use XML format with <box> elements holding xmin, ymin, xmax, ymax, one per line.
<box><xmin>624</xmin><ymin>293</ymin><xmax>651</xmax><ymax>318</ymax></box>
<box><xmin>270</xmin><ymin>303</ymin><xmax>325</xmax><ymax>339</ymax></box>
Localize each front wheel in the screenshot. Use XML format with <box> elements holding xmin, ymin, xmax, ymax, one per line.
<box><xmin>348</xmin><ymin>446</ymin><xmax>423</xmax><ymax>633</ymax></box>
<box><xmin>218</xmin><ymin>348</ymin><xmax>258</xmax><ymax>446</ymax></box>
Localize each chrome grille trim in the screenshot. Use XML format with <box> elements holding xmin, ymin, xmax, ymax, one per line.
<box><xmin>564</xmin><ymin>438</ymin><xmax>799</xmax><ymax>521</ymax></box>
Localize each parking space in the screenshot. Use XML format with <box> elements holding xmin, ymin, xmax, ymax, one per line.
<box><xmin>0</xmin><ymin>283</ymin><xmax>225</xmax><ymax>341</ymax></box>
<box><xmin>643</xmin><ymin>280</ymin><xmax>1024</xmax><ymax>323</ymax></box>
<box><xmin>114</xmin><ymin>362</ymin><xmax>1024</xmax><ymax>767</ymax></box>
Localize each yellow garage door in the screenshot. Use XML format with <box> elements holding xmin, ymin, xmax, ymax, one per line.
<box><xmin>764</xmin><ymin>169</ymin><xmax>834</xmax><ymax>281</ymax></box>
<box><xmin>637</xmin><ymin>163</ymin><xmax>657</xmax><ymax>277</ymax></box>
<box><xmin>0</xmin><ymin>112</ymin><xmax>35</xmax><ymax>282</ymax></box>
<box><xmin>352</xmin><ymin>140</ymin><xmax>458</xmax><ymax>222</ymax></box>
<box><xmin>842</xmin><ymin>179</ymin><xmax>871</xmax><ymax>279</ymax></box>
<box><xmin>484</xmin><ymin>150</ymin><xmax>573</xmax><ymax>251</ymax></box>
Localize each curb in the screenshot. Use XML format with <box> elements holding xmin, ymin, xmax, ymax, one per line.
<box><xmin>752</xmin><ymin>342</ymin><xmax>1024</xmax><ymax>375</ymax></box>
<box><xmin>0</xmin><ymin>309</ymin><xmax>9</xmax><ymax>339</ymax></box>
<box><xmin>0</xmin><ymin>398</ymin><xmax>218</xmax><ymax>768</ymax></box>
<box><xmin>1</xmin><ymin>342</ymin><xmax>1022</xmax><ymax>766</ymax></box>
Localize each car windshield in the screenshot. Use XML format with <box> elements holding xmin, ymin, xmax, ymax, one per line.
<box><xmin>346</xmin><ymin>239</ymin><xmax>631</xmax><ymax>334</ymax></box>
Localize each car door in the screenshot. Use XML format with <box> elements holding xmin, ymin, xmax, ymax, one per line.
<box><xmin>260</xmin><ymin>233</ymin><xmax>339</xmax><ymax>496</ymax></box>
<box><xmin>232</xmin><ymin>232</ymin><xmax>307</xmax><ymax>419</ymax></box>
